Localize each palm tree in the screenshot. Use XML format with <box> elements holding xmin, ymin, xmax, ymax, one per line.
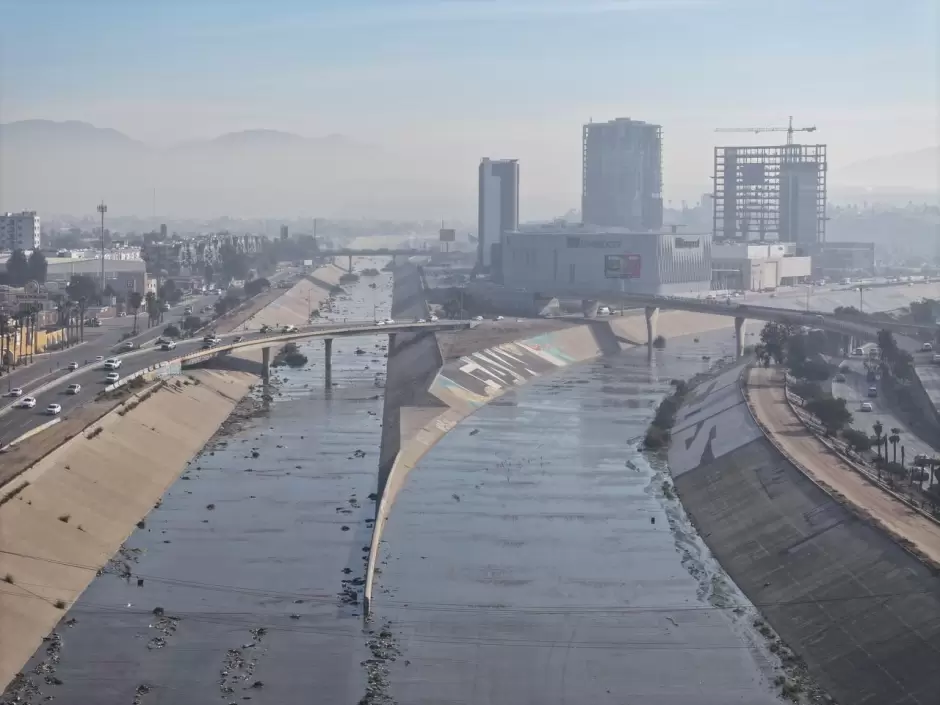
<box><xmin>889</xmin><ymin>428</ymin><xmax>901</xmax><ymax>464</ymax></box>
<box><xmin>0</xmin><ymin>313</ymin><xmax>9</xmax><ymax>373</ymax></box>
<box><xmin>872</xmin><ymin>420</ymin><xmax>884</xmax><ymax>459</ymax></box>
<box><xmin>128</xmin><ymin>291</ymin><xmax>144</xmax><ymax>335</ymax></box>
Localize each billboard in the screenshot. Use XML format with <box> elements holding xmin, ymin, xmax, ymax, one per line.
<box><xmin>604</xmin><ymin>254</ymin><xmax>642</xmax><ymax>279</ymax></box>
<box><xmin>303</xmin><ymin>259</ymin><xmax>313</xmax><ymax>266</ymax></box>
<box><xmin>439</xmin><ymin>228</ymin><xmax>456</xmax><ymax>242</ymax></box>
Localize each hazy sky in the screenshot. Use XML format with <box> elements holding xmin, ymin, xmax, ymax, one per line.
<box><xmin>1</xmin><ymin>0</ymin><xmax>937</xmax><ymax>210</ymax></box>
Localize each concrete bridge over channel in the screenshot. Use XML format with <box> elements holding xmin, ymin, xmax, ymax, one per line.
<box><xmin>319</xmin><ymin>248</ymin><xmax>427</xmax><ymax>272</ymax></box>
<box><xmin>575</xmin><ymin>292</ymin><xmax>929</xmax><ymax>359</ymax></box>
<box><xmin>177</xmin><ymin>319</ymin><xmax>472</xmax><ymax>386</ymax></box>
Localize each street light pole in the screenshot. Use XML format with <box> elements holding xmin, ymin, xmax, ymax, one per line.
<box><xmin>97</xmin><ymin>201</ymin><xmax>107</xmax><ymax>301</ymax></box>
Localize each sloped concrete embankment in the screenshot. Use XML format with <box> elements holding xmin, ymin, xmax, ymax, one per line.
<box><xmin>218</xmin><ymin>264</ymin><xmax>345</xmax><ymax>370</ymax></box>
<box><xmin>0</xmin><ymin>269</ymin><xmax>342</xmax><ymax>691</ymax></box>
<box><xmin>0</xmin><ymin>370</ymin><xmax>256</xmax><ymax>690</ymax></box>
<box><xmin>668</xmin><ymin>363</ymin><xmax>940</xmax><ymax>705</ymax></box>
<box><xmin>364</xmin><ymin>308</ymin><xmax>737</xmax><ymax>611</ymax></box>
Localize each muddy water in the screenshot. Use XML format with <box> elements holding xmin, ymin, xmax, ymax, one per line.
<box><xmin>374</xmin><ymin>333</ymin><xmax>785</xmax><ymax>705</ymax></box>
<box><xmin>3</xmin><ymin>267</ymin><xmax>782</xmax><ymax>704</ymax></box>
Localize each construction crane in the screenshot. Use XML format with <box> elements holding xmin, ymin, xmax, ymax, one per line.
<box><xmin>715</xmin><ymin>116</ymin><xmax>817</xmax><ymax>145</ymax></box>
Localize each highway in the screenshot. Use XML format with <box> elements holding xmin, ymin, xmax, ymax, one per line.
<box><xmin>831</xmin><ymin>353</ymin><xmax>937</xmax><ymax>468</ymax></box>
<box><xmin>0</xmin><ymin>319</ymin><xmax>471</xmax><ymax>449</ymax></box>
<box><xmin>0</xmin><ymin>289</ymin><xmax>223</xmax><ymax>397</ymax></box>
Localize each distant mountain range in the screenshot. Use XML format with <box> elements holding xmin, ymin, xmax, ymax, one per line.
<box><xmin>0</xmin><ymin>120</ymin><xmax>472</xmax><ymax>219</ymax></box>
<box><xmin>835</xmin><ymin>146</ymin><xmax>939</xmax><ymax>191</ymax></box>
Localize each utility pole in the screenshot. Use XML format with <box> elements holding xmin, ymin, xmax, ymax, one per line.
<box><xmin>97</xmin><ymin>201</ymin><xmax>108</xmax><ymax>300</ymax></box>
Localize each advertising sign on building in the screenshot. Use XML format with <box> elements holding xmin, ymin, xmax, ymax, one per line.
<box><xmin>604</xmin><ymin>254</ymin><xmax>642</xmax><ymax>279</ymax></box>
<box><xmin>439</xmin><ymin>228</ymin><xmax>456</xmax><ymax>242</ymax></box>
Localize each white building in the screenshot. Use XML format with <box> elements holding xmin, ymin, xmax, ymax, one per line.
<box><xmin>0</xmin><ymin>211</ymin><xmax>40</xmax><ymax>251</ymax></box>
<box><xmin>478</xmin><ymin>158</ymin><xmax>519</xmax><ymax>270</ymax></box>
<box><xmin>711</xmin><ymin>242</ymin><xmax>812</xmax><ymax>291</ymax></box>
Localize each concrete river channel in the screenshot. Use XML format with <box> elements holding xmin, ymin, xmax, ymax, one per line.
<box><xmin>3</xmin><ymin>265</ymin><xmax>794</xmax><ymax>704</ymax></box>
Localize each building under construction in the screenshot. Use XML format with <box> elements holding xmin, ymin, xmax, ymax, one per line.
<box><xmin>713</xmin><ymin>143</ymin><xmax>827</xmax><ymax>244</ymax></box>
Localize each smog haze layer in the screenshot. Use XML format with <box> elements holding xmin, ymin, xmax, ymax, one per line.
<box><xmin>1</xmin><ymin>0</ymin><xmax>937</xmax><ymax>218</ymax></box>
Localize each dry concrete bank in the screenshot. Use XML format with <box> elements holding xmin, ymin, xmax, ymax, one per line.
<box><xmin>0</xmin><ymin>268</ymin><xmax>340</xmax><ymax>691</ymax></box>
<box><xmin>0</xmin><ymin>370</ymin><xmax>256</xmax><ymax>689</ymax></box>
<box><xmin>237</xmin><ymin>264</ymin><xmax>345</xmax><ymax>332</ymax></box>
<box><xmin>365</xmin><ymin>305</ymin><xmax>743</xmax><ymax>610</ymax></box>
<box><xmin>667</xmin><ymin>363</ymin><xmax>940</xmax><ymax>705</ymax></box>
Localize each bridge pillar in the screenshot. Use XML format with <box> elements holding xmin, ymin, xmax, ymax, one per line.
<box><xmin>581</xmin><ymin>299</ymin><xmax>599</xmax><ymax>318</ymax></box>
<box><xmin>734</xmin><ymin>317</ymin><xmax>746</xmax><ymax>359</ymax></box>
<box><xmin>388</xmin><ymin>333</ymin><xmax>397</xmax><ymax>353</ymax></box>
<box><xmin>261</xmin><ymin>346</ymin><xmax>271</xmax><ymax>383</ymax></box>
<box><xmin>645</xmin><ymin>306</ymin><xmax>659</xmax><ymax>358</ymax></box>
<box><xmin>347</xmin><ymin>255</ymin><xmax>353</xmax><ymax>273</ymax></box>
<box><xmin>324</xmin><ymin>338</ymin><xmax>333</xmax><ymax>386</ymax></box>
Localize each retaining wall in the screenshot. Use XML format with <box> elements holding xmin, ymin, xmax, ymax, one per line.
<box><xmin>0</xmin><ymin>270</ymin><xmax>343</xmax><ymax>691</ymax></box>
<box><xmin>364</xmin><ymin>308</ymin><xmax>743</xmax><ymax>611</ymax></box>
<box><xmin>0</xmin><ymin>370</ymin><xmax>256</xmax><ymax>690</ymax></box>
<box><xmin>669</xmin><ymin>363</ymin><xmax>940</xmax><ymax>705</ymax></box>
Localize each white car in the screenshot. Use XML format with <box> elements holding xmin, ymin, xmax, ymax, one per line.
<box><xmin>376</xmin><ymin>320</ymin><xmax>385</xmax><ymax>326</ymax></box>
<box><xmin>105</xmin><ymin>372</ymin><xmax>121</xmax><ymax>383</ymax></box>
<box><xmin>46</xmin><ymin>403</ymin><xmax>62</xmax><ymax>415</ymax></box>
<box><xmin>67</xmin><ymin>362</ymin><xmax>79</xmax><ymax>371</ymax></box>
<box><xmin>384</xmin><ymin>319</ymin><xmax>396</xmax><ymax>325</ymax></box>
<box><xmin>66</xmin><ymin>383</ymin><xmax>81</xmax><ymax>395</ymax></box>
<box><xmin>598</xmin><ymin>306</ymin><xmax>611</xmax><ymax>315</ymax></box>
<box><xmin>281</xmin><ymin>325</ymin><xmax>298</xmax><ymax>333</ymax></box>
<box><xmin>8</xmin><ymin>388</ymin><xmax>23</xmax><ymax>397</ymax></box>
<box><xmin>161</xmin><ymin>341</ymin><xmax>177</xmax><ymax>351</ymax></box>
<box><xmin>922</xmin><ymin>342</ymin><xmax>933</xmax><ymax>352</ymax></box>
<box><xmin>860</xmin><ymin>402</ymin><xmax>873</xmax><ymax>412</ymax></box>
<box><xmin>18</xmin><ymin>396</ymin><xmax>36</xmax><ymax>408</ymax></box>
<box><xmin>104</xmin><ymin>358</ymin><xmax>122</xmax><ymax>370</ymax></box>
<box><xmin>473</xmin><ymin>315</ymin><xmax>484</xmax><ymax>321</ymax></box>
<box><xmin>495</xmin><ymin>315</ymin><xmax>504</xmax><ymax>321</ymax></box>
<box><xmin>95</xmin><ymin>355</ymin><xmax>104</xmax><ymax>362</ymax></box>
<box><xmin>429</xmin><ymin>315</ymin><xmax>439</xmax><ymax>322</ymax></box>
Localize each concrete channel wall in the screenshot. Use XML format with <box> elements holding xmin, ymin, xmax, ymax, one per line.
<box><xmin>0</xmin><ymin>268</ymin><xmax>342</xmax><ymax>691</ymax></box>
<box><xmin>668</xmin><ymin>363</ymin><xmax>940</xmax><ymax>705</ymax></box>
<box><xmin>364</xmin><ymin>298</ymin><xmax>742</xmax><ymax>612</ymax></box>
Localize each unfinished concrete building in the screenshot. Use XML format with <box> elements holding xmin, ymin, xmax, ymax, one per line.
<box><xmin>713</xmin><ymin>144</ymin><xmax>827</xmax><ymax>244</ymax></box>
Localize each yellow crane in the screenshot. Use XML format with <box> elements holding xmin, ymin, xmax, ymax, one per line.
<box><xmin>715</xmin><ymin>116</ymin><xmax>817</xmax><ymax>145</ymax></box>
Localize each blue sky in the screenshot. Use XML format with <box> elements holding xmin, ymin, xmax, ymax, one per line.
<box><xmin>1</xmin><ymin>0</ymin><xmax>937</xmax><ymax>205</ymax></box>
